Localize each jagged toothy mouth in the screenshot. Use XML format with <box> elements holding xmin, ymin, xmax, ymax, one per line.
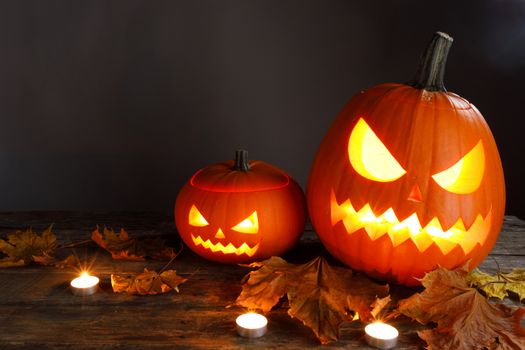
<box><xmin>191</xmin><ymin>234</ymin><xmax>259</xmax><ymax>257</ymax></box>
<box><xmin>331</xmin><ymin>192</ymin><xmax>492</xmax><ymax>255</ymax></box>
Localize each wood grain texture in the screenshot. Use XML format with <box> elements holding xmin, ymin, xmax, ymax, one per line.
<box><xmin>0</xmin><ymin>212</ymin><xmax>523</xmax><ymax>349</ymax></box>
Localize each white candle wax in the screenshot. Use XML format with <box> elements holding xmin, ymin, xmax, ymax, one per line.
<box><xmin>365</xmin><ymin>322</ymin><xmax>399</xmax><ymax>349</ymax></box>
<box><xmin>236</xmin><ymin>313</ymin><xmax>268</xmax><ymax>338</ymax></box>
<box><xmin>70</xmin><ymin>272</ymin><xmax>99</xmax><ymax>296</ymax></box>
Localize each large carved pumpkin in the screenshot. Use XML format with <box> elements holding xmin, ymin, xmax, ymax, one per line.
<box><xmin>307</xmin><ymin>32</ymin><xmax>505</xmax><ymax>286</ymax></box>
<box><xmin>175</xmin><ymin>150</ymin><xmax>306</xmax><ymax>264</ymax></box>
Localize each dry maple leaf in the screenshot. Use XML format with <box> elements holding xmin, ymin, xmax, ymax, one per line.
<box><xmin>398</xmin><ymin>264</ymin><xmax>525</xmax><ymax>350</ymax></box>
<box><xmin>111</xmin><ymin>268</ymin><xmax>188</xmax><ymax>295</ymax></box>
<box><xmin>0</xmin><ymin>226</ymin><xmax>57</xmax><ymax>267</ymax></box>
<box><xmin>91</xmin><ymin>226</ymin><xmax>180</xmax><ymax>261</ymax></box>
<box><xmin>469</xmin><ymin>268</ymin><xmax>525</xmax><ymax>301</ymax></box>
<box><xmin>236</xmin><ymin>256</ymin><xmax>390</xmax><ymax>344</ymax></box>
<box><xmin>33</xmin><ymin>253</ymin><xmax>79</xmax><ymax>269</ymax></box>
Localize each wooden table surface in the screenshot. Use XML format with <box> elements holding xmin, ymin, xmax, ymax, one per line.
<box><xmin>0</xmin><ymin>212</ymin><xmax>523</xmax><ymax>349</ymax></box>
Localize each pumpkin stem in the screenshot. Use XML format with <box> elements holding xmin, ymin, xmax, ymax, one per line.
<box><xmin>410</xmin><ymin>31</ymin><xmax>453</xmax><ymax>92</ymax></box>
<box><xmin>234</xmin><ymin>149</ymin><xmax>250</xmax><ymax>171</ymax></box>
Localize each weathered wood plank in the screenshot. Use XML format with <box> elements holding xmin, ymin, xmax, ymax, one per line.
<box><xmin>0</xmin><ymin>212</ymin><xmax>523</xmax><ymax>349</ymax></box>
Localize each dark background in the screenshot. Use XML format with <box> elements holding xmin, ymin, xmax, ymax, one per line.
<box><xmin>0</xmin><ymin>0</ymin><xmax>524</xmax><ymax>218</ymax></box>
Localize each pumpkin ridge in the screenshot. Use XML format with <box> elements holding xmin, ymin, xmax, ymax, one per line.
<box><xmin>369</xmin><ymin>85</ymin><xmax>474</xmax><ymax>111</ymax></box>
<box><xmin>190</xmin><ymin>165</ymin><xmax>291</xmax><ymax>193</ymax></box>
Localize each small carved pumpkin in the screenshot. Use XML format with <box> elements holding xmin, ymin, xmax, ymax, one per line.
<box><xmin>307</xmin><ymin>32</ymin><xmax>505</xmax><ymax>286</ymax></box>
<box><xmin>175</xmin><ymin>150</ymin><xmax>307</xmax><ymax>264</ymax></box>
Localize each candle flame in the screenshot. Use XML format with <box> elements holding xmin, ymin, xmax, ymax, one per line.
<box><xmin>71</xmin><ymin>272</ymin><xmax>99</xmax><ymax>289</ymax></box>
<box><xmin>236</xmin><ymin>313</ymin><xmax>268</xmax><ymax>330</ymax></box>
<box><xmin>365</xmin><ymin>322</ymin><xmax>399</xmax><ymax>340</ymax></box>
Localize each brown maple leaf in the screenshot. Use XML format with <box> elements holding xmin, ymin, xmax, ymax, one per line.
<box><xmin>0</xmin><ymin>226</ymin><xmax>57</xmax><ymax>267</ymax></box>
<box><xmin>91</xmin><ymin>226</ymin><xmax>180</xmax><ymax>261</ymax></box>
<box><xmin>236</xmin><ymin>256</ymin><xmax>390</xmax><ymax>344</ymax></box>
<box><xmin>398</xmin><ymin>264</ymin><xmax>525</xmax><ymax>350</ymax></box>
<box><xmin>33</xmin><ymin>253</ymin><xmax>79</xmax><ymax>269</ymax></box>
<box><xmin>111</xmin><ymin>269</ymin><xmax>188</xmax><ymax>295</ymax></box>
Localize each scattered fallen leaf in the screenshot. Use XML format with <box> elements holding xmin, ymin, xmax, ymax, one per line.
<box><xmin>468</xmin><ymin>268</ymin><xmax>525</xmax><ymax>301</ymax></box>
<box><xmin>0</xmin><ymin>226</ymin><xmax>57</xmax><ymax>267</ymax></box>
<box><xmin>398</xmin><ymin>264</ymin><xmax>525</xmax><ymax>350</ymax></box>
<box><xmin>0</xmin><ymin>259</ymin><xmax>25</xmax><ymax>267</ymax></box>
<box><xmin>111</xmin><ymin>269</ymin><xmax>188</xmax><ymax>295</ymax></box>
<box><xmin>33</xmin><ymin>253</ymin><xmax>79</xmax><ymax>269</ymax></box>
<box><xmin>92</xmin><ymin>226</ymin><xmax>180</xmax><ymax>261</ymax></box>
<box><xmin>236</xmin><ymin>256</ymin><xmax>390</xmax><ymax>344</ymax></box>
<box><xmin>371</xmin><ymin>294</ymin><xmax>392</xmax><ymax>320</ymax></box>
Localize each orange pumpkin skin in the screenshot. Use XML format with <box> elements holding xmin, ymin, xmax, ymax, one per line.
<box><xmin>307</xmin><ymin>33</ymin><xmax>505</xmax><ymax>286</ymax></box>
<box><xmin>175</xmin><ymin>150</ymin><xmax>306</xmax><ymax>264</ymax></box>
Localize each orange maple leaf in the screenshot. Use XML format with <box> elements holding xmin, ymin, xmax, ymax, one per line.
<box><xmin>111</xmin><ymin>269</ymin><xmax>188</xmax><ymax>295</ymax></box>
<box><xmin>236</xmin><ymin>256</ymin><xmax>390</xmax><ymax>344</ymax></box>
<box><xmin>91</xmin><ymin>226</ymin><xmax>180</xmax><ymax>261</ymax></box>
<box><xmin>0</xmin><ymin>226</ymin><xmax>57</xmax><ymax>267</ymax></box>
<box><xmin>32</xmin><ymin>253</ymin><xmax>79</xmax><ymax>268</ymax></box>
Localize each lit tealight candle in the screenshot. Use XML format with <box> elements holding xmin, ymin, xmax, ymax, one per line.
<box><xmin>70</xmin><ymin>272</ymin><xmax>99</xmax><ymax>296</ymax></box>
<box><xmin>365</xmin><ymin>322</ymin><xmax>399</xmax><ymax>349</ymax></box>
<box><xmin>236</xmin><ymin>313</ymin><xmax>268</xmax><ymax>338</ymax></box>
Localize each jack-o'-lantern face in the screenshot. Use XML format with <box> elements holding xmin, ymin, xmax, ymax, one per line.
<box><xmin>331</xmin><ymin>117</ymin><xmax>492</xmax><ymax>256</ymax></box>
<box><xmin>188</xmin><ymin>204</ymin><xmax>260</xmax><ymax>257</ymax></box>
<box><xmin>175</xmin><ymin>150</ymin><xmax>307</xmax><ymax>264</ymax></box>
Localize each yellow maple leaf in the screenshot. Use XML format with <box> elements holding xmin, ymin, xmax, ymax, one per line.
<box><xmin>469</xmin><ymin>268</ymin><xmax>525</xmax><ymax>301</ymax></box>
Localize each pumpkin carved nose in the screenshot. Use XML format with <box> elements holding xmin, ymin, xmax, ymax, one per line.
<box><xmin>215</xmin><ymin>228</ymin><xmax>225</xmax><ymax>239</ymax></box>
<box><xmin>408</xmin><ymin>184</ymin><xmax>423</xmax><ymax>202</ymax></box>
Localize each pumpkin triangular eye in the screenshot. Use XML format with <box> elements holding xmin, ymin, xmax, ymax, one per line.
<box><xmin>348</xmin><ymin>118</ymin><xmax>406</xmax><ymax>182</ymax></box>
<box><xmin>189</xmin><ymin>205</ymin><xmax>209</xmax><ymax>227</ymax></box>
<box><xmin>432</xmin><ymin>140</ymin><xmax>485</xmax><ymax>194</ymax></box>
<box><xmin>231</xmin><ymin>211</ymin><xmax>259</xmax><ymax>234</ymax></box>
